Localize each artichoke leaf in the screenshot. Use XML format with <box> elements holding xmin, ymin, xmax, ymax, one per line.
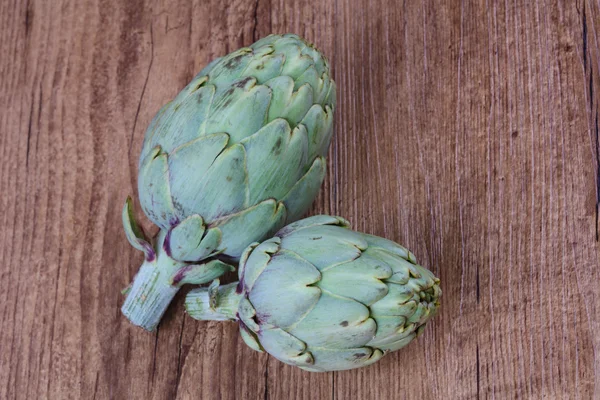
<box><xmin>375</xmin><ymin>333</ymin><xmax>417</xmax><ymax>353</ymax></box>
<box><xmin>250</xmin><ymin>35</ymin><xmax>281</xmax><ymax>49</ymax></box>
<box><xmin>366</xmin><ymin>315</ymin><xmax>410</xmax><ymax>347</ymax></box>
<box><xmin>288</xmin><ymin>291</ymin><xmax>376</xmax><ymax>348</ymax></box>
<box><xmin>243</xmin><ymin>53</ymin><xmax>285</xmax><ymax>84</ymax></box>
<box><xmin>362</xmin><ymin>234</ymin><xmax>415</xmax><ymax>263</ymax></box>
<box><xmin>212</xmin><ymin>199</ymin><xmax>286</xmax><ymax>259</ymax></box>
<box><xmin>275</xmin><ymin>213</ymin><xmax>349</xmax><ymax>237</ymax></box>
<box><xmin>302</xmin><ymin>347</ymin><xmax>384</xmax><ymax>372</ymax></box>
<box><xmin>238</xmin><ymin>242</ymin><xmax>260</xmax><ymax>285</ymax></box>
<box><xmin>204</xmin><ymin>77</ymin><xmax>271</xmax><ymax>143</ymax></box>
<box><xmin>167</xmin><ymin>133</ymin><xmax>229</xmax><ymax>213</ymax></box>
<box><xmin>194</xmin><ymin>227</ymin><xmax>223</xmax><ymax>260</ymax></box>
<box><xmin>138</xmin><ymin>146</ymin><xmax>177</xmax><ymax>230</ymax></box>
<box><xmin>169</xmin><ymin>259</ymin><xmax>234</xmax><ymax>286</ymax></box>
<box><xmin>122</xmin><ymin>197</ymin><xmax>155</xmax><ymax>261</ymax></box>
<box><xmin>258</xmin><ymin>327</ymin><xmax>314</xmax><ymax>367</ymax></box>
<box><xmin>299</xmin><ymin>104</ymin><xmax>334</xmax><ymax>161</ymax></box>
<box><xmin>279</xmin><ymin>225</ymin><xmax>368</xmax><ymax>270</ymax></box>
<box><xmin>264</xmin><ymin>76</ymin><xmax>294</xmax><ymax>122</ymax></box>
<box><xmin>205</xmin><ymin>48</ymin><xmax>254</xmax><ymax>90</ymax></box>
<box><xmin>187</xmin><ymin>144</ymin><xmax>248</xmax><ymax>222</ymax></box>
<box><xmin>166</xmin><ymin>214</ymin><xmax>206</xmax><ymax>261</ymax></box>
<box><xmin>149</xmin><ymin>84</ymin><xmax>216</xmax><ymax>153</ymax></box>
<box><xmin>280</xmin><ymin>157</ymin><xmax>326</xmax><ymax>223</ymax></box>
<box><xmin>240</xmin><ymin>323</ymin><xmax>264</xmax><ymax>353</ymax></box>
<box><xmin>317</xmin><ymin>254</ymin><xmax>392</xmax><ymax>306</ymax></box>
<box><xmin>248</xmin><ymin>249</ymin><xmax>321</xmax><ymax>328</ymax></box>
<box><xmin>237</xmin><ymin>296</ymin><xmax>260</xmax><ymax>331</ymax></box>
<box><xmin>239</xmin><ymin>237</ymin><xmax>281</xmax><ymax>292</ymax></box>
<box><xmin>240</xmin><ymin>119</ymin><xmax>308</xmax><ymax>204</ymax></box>
<box><xmin>294</xmin><ymin>65</ymin><xmax>319</xmax><ymax>94</ymax></box>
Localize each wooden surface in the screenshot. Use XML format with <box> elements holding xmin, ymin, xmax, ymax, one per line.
<box><xmin>2</xmin><ymin>0</ymin><xmax>600</xmax><ymax>398</ymax></box>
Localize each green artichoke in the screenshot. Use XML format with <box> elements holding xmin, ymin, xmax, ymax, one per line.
<box><xmin>186</xmin><ymin>216</ymin><xmax>441</xmax><ymax>372</ymax></box>
<box><xmin>122</xmin><ymin>34</ymin><xmax>335</xmax><ymax>331</ymax></box>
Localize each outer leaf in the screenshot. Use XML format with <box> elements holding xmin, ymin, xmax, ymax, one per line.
<box><xmin>122</xmin><ymin>197</ymin><xmax>155</xmax><ymax>261</ymax></box>
<box><xmin>138</xmin><ymin>146</ymin><xmax>177</xmax><ymax>229</ymax></box>
<box><xmin>167</xmin><ymin>133</ymin><xmax>229</xmax><ymax>217</ymax></box>
<box><xmin>317</xmin><ymin>254</ymin><xmax>391</xmax><ymax>306</ymax></box>
<box><xmin>363</xmin><ymin>233</ymin><xmax>415</xmax><ymax>263</ymax></box>
<box><xmin>280</xmin><ymin>156</ymin><xmax>326</xmax><ymax>223</ymax></box>
<box><xmin>324</xmin><ymin>81</ymin><xmax>336</xmax><ymax>107</ymax></box>
<box><xmin>294</xmin><ymin>65</ymin><xmax>319</xmax><ymax>93</ymax></box>
<box><xmin>204</xmin><ymin>77</ymin><xmax>271</xmax><ymax>143</ymax></box>
<box><xmin>264</xmin><ymin>76</ymin><xmax>294</xmax><ymax>122</ymax></box>
<box><xmin>190</xmin><ymin>144</ymin><xmax>248</xmax><ymax>222</ymax></box>
<box><xmin>241</xmin><ymin>119</ymin><xmax>308</xmax><ymax>204</ymax></box>
<box><xmin>195</xmin><ymin>227</ymin><xmax>223</xmax><ymax>259</ymax></box>
<box><xmin>239</xmin><ymin>237</ymin><xmax>280</xmax><ymax>292</ymax></box>
<box><xmin>238</xmin><ymin>296</ymin><xmax>260</xmax><ymax>332</ymax></box>
<box><xmin>275</xmin><ymin>214</ymin><xmax>349</xmax><ymax>237</ymax></box>
<box><xmin>376</xmin><ymin>332</ymin><xmax>417</xmax><ymax>353</ymax></box>
<box><xmin>299</xmin><ymin>104</ymin><xmax>334</xmax><ymax>161</ymax></box>
<box><xmin>248</xmin><ymin>249</ymin><xmax>321</xmax><ymax>329</ymax></box>
<box><xmin>170</xmin><ymin>260</ymin><xmax>234</xmax><ymax>286</ymax></box>
<box><xmin>302</xmin><ymin>347</ymin><xmax>383</xmax><ymax>372</ymax></box>
<box><xmin>158</xmin><ymin>85</ymin><xmax>216</xmax><ymax>152</ymax></box>
<box><xmin>366</xmin><ymin>315</ymin><xmax>408</xmax><ymax>347</ymax></box>
<box><xmin>206</xmin><ymin>48</ymin><xmax>254</xmax><ymax>91</ymax></box>
<box><xmin>244</xmin><ymin>53</ymin><xmax>285</xmax><ymax>84</ymax></box>
<box><xmin>258</xmin><ymin>327</ymin><xmax>314</xmax><ymax>368</ymax></box>
<box><xmin>166</xmin><ymin>214</ymin><xmax>205</xmax><ymax>261</ymax></box>
<box><xmin>315</xmin><ymin>73</ymin><xmax>331</xmax><ymax>105</ymax></box>
<box><xmin>278</xmin><ymin>225</ymin><xmax>368</xmax><ymax>270</ymax></box>
<box><xmin>282</xmin><ymin>84</ymin><xmax>314</xmax><ymax>127</ymax></box>
<box><xmin>250</xmin><ymin>34</ymin><xmax>281</xmax><ymax>49</ymax></box>
<box><xmin>288</xmin><ymin>291</ymin><xmax>376</xmax><ymax>348</ymax></box>
<box><xmin>213</xmin><ymin>199</ymin><xmax>286</xmax><ymax>259</ymax></box>
<box><xmin>240</xmin><ymin>324</ymin><xmax>264</xmax><ymax>352</ymax></box>
<box><xmin>278</xmin><ymin>47</ymin><xmax>312</xmax><ymax>78</ymax></box>
<box><xmin>370</xmin><ymin>294</ymin><xmax>418</xmax><ymax>318</ymax></box>
<box><xmin>367</xmin><ymin>248</ymin><xmax>413</xmax><ymax>285</ymax></box>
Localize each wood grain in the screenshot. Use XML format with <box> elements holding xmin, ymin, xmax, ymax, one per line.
<box><xmin>1</xmin><ymin>0</ymin><xmax>600</xmax><ymax>398</ymax></box>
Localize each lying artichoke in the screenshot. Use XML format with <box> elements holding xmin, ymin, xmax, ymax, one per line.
<box><xmin>122</xmin><ymin>34</ymin><xmax>335</xmax><ymax>330</ymax></box>
<box><xmin>186</xmin><ymin>216</ymin><xmax>441</xmax><ymax>372</ymax></box>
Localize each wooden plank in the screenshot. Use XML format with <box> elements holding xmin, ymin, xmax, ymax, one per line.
<box><xmin>1</xmin><ymin>0</ymin><xmax>599</xmax><ymax>398</ymax></box>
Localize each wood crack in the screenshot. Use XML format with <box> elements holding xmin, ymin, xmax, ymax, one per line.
<box><xmin>92</xmin><ymin>371</ymin><xmax>99</xmax><ymax>400</ymax></box>
<box><xmin>263</xmin><ymin>359</ymin><xmax>269</xmax><ymax>400</ymax></box>
<box><xmin>583</xmin><ymin>1</ymin><xmax>587</xmax><ymax>69</ymax></box>
<box><xmin>252</xmin><ymin>0</ymin><xmax>259</xmax><ymax>42</ymax></box>
<box><xmin>26</xmin><ymin>96</ymin><xmax>33</xmax><ymax>168</ymax></box>
<box><xmin>150</xmin><ymin>326</ymin><xmax>159</xmax><ymax>387</ymax></box>
<box><xmin>583</xmin><ymin>2</ymin><xmax>600</xmax><ymax>241</ymax></box>
<box><xmin>590</xmin><ymin>108</ymin><xmax>600</xmax><ymax>242</ymax></box>
<box><xmin>175</xmin><ymin>317</ymin><xmax>186</xmax><ymax>395</ymax></box>
<box><xmin>476</xmin><ymin>344</ymin><xmax>480</xmax><ymax>400</ymax></box>
<box><xmin>128</xmin><ymin>21</ymin><xmax>154</xmax><ymax>155</ymax></box>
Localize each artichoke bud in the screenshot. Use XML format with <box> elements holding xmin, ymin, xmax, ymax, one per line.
<box><xmin>122</xmin><ymin>34</ymin><xmax>336</xmax><ymax>331</ymax></box>
<box><xmin>186</xmin><ymin>215</ymin><xmax>441</xmax><ymax>372</ymax></box>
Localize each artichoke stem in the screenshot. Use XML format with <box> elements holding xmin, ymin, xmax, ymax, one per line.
<box><xmin>186</xmin><ymin>281</ymin><xmax>241</xmax><ymax>321</ymax></box>
<box><xmin>121</xmin><ymin>257</ymin><xmax>184</xmax><ymax>331</ymax></box>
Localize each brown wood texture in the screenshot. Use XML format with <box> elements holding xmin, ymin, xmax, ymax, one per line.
<box><xmin>2</xmin><ymin>0</ymin><xmax>600</xmax><ymax>398</ymax></box>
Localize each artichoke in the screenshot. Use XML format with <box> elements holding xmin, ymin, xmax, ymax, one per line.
<box><xmin>186</xmin><ymin>216</ymin><xmax>441</xmax><ymax>372</ymax></box>
<box><xmin>122</xmin><ymin>34</ymin><xmax>336</xmax><ymax>330</ymax></box>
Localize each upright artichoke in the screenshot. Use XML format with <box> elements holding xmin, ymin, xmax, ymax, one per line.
<box><xmin>122</xmin><ymin>34</ymin><xmax>336</xmax><ymax>330</ymax></box>
<box><xmin>186</xmin><ymin>216</ymin><xmax>441</xmax><ymax>372</ymax></box>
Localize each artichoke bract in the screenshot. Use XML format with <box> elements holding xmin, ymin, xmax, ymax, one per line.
<box><xmin>122</xmin><ymin>34</ymin><xmax>336</xmax><ymax>331</ymax></box>
<box><xmin>186</xmin><ymin>216</ymin><xmax>441</xmax><ymax>372</ymax></box>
